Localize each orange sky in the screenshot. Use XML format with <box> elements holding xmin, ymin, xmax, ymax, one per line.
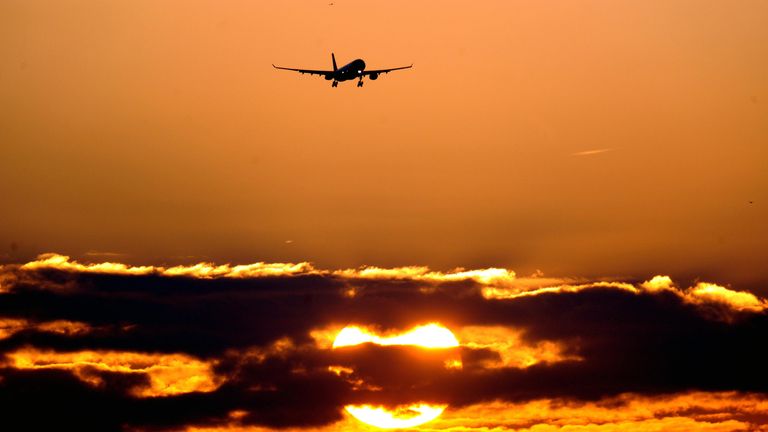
<box><xmin>2</xmin><ymin>0</ymin><xmax>768</xmax><ymax>289</ymax></box>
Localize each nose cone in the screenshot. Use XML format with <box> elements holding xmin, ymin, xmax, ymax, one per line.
<box><xmin>356</xmin><ymin>59</ymin><xmax>366</xmax><ymax>70</ymax></box>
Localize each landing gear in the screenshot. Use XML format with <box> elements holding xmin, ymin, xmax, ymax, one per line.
<box><xmin>332</xmin><ymin>81</ymin><xmax>338</xmax><ymax>88</ymax></box>
<box><xmin>357</xmin><ymin>80</ymin><xmax>364</xmax><ymax>88</ymax></box>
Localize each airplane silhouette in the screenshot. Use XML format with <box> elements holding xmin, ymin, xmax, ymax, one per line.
<box><xmin>273</xmin><ymin>53</ymin><xmax>412</xmax><ymax>87</ymax></box>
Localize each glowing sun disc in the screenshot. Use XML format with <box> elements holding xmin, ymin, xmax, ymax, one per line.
<box><xmin>333</xmin><ymin>323</ymin><xmax>458</xmax><ymax>428</ymax></box>
<box><xmin>345</xmin><ymin>404</ymin><xmax>447</xmax><ymax>429</ymax></box>
<box><xmin>332</xmin><ymin>323</ymin><xmax>459</xmax><ymax>349</ymax></box>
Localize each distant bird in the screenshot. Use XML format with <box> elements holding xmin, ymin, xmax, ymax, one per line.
<box><xmin>749</xmin><ymin>201</ymin><xmax>753</xmax><ymax>204</ymax></box>
<box><xmin>328</xmin><ymin>2</ymin><xmax>334</xmax><ymax>5</ymax></box>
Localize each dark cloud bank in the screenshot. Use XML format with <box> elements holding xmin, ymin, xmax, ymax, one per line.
<box><xmin>0</xmin><ymin>264</ymin><xmax>766</xmax><ymax>431</ymax></box>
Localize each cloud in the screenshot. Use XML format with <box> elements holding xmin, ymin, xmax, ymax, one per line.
<box><xmin>333</xmin><ymin>266</ymin><xmax>516</xmax><ymax>285</ymax></box>
<box><xmin>5</xmin><ymin>348</ymin><xmax>221</xmax><ymax>397</ymax></box>
<box><xmin>0</xmin><ymin>318</ymin><xmax>28</xmax><ymax>339</ymax></box>
<box><xmin>426</xmin><ymin>392</ymin><xmax>768</xmax><ymax>432</ymax></box>
<box><xmin>0</xmin><ymin>318</ymin><xmax>93</xmax><ymax>341</ymax></box>
<box><xmin>456</xmin><ymin>326</ymin><xmax>579</xmax><ymax>369</ymax></box>
<box><xmin>19</xmin><ymin>253</ymin><xmax>316</xmax><ymax>278</ymax></box>
<box><xmin>0</xmin><ymin>254</ymin><xmax>767</xmax><ymax>430</ymax></box>
<box><xmin>135</xmin><ymin>392</ymin><xmax>768</xmax><ymax>432</ymax></box>
<box><xmin>482</xmin><ymin>276</ymin><xmax>768</xmax><ymax>317</ymax></box>
<box><xmin>685</xmin><ymin>282</ymin><xmax>767</xmax><ymax>313</ymax></box>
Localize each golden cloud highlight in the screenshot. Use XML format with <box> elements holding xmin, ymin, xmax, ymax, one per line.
<box><xmin>10</xmin><ymin>255</ymin><xmax>767</xmax><ymax>316</ymax></box>
<box><xmin>0</xmin><ymin>319</ymin><xmax>93</xmax><ymax>340</ymax></box>
<box><xmin>19</xmin><ymin>253</ymin><xmax>316</xmax><ymax>279</ymax></box>
<box><xmin>428</xmin><ymin>391</ymin><xmax>768</xmax><ymax>432</ymax></box>
<box><xmin>333</xmin><ymin>266</ymin><xmax>515</xmax><ymax>285</ymax></box>
<box><xmin>482</xmin><ymin>276</ymin><xmax>767</xmax><ymax>316</ymax></box>
<box><xmin>481</xmin><ymin>281</ymin><xmax>640</xmax><ymax>300</ymax></box>
<box><xmin>685</xmin><ymin>282</ymin><xmax>767</xmax><ymax>313</ymax></box>
<box><xmin>172</xmin><ymin>391</ymin><xmax>768</xmax><ymax>432</ymax></box>
<box><xmin>35</xmin><ymin>320</ymin><xmax>93</xmax><ymax>336</ymax></box>
<box><xmin>0</xmin><ymin>318</ymin><xmax>27</xmax><ymax>340</ymax></box>
<box><xmin>4</xmin><ymin>348</ymin><xmax>222</xmax><ymax>397</ymax></box>
<box><xmin>162</xmin><ymin>262</ymin><xmax>316</xmax><ymax>278</ymax></box>
<box><xmin>457</xmin><ymin>326</ymin><xmax>579</xmax><ymax>368</ymax></box>
<box><xmin>21</xmin><ymin>253</ymin><xmax>158</xmax><ymax>275</ymax></box>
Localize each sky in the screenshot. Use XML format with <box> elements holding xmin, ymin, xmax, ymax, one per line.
<box><xmin>2</xmin><ymin>0</ymin><xmax>768</xmax><ymax>287</ymax></box>
<box><xmin>1</xmin><ymin>1</ymin><xmax>768</xmax><ymax>431</ymax></box>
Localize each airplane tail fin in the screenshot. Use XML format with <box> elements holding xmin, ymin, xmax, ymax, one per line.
<box><xmin>331</xmin><ymin>53</ymin><xmax>338</xmax><ymax>72</ymax></box>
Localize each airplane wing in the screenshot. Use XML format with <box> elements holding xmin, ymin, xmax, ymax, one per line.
<box><xmin>272</xmin><ymin>65</ymin><xmax>332</xmax><ymax>77</ymax></box>
<box><xmin>362</xmin><ymin>64</ymin><xmax>413</xmax><ymax>76</ymax></box>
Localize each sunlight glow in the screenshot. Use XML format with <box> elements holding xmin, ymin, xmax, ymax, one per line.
<box><xmin>332</xmin><ymin>324</ymin><xmax>458</xmax><ymax>428</ymax></box>
<box><xmin>332</xmin><ymin>323</ymin><xmax>459</xmax><ymax>349</ymax></box>
<box><xmin>345</xmin><ymin>404</ymin><xmax>447</xmax><ymax>429</ymax></box>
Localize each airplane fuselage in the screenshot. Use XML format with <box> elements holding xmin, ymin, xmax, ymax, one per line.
<box><xmin>325</xmin><ymin>59</ymin><xmax>366</xmax><ymax>81</ymax></box>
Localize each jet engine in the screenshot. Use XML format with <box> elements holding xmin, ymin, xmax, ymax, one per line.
<box><xmin>324</xmin><ymin>74</ymin><xmax>334</xmax><ymax>80</ymax></box>
<box><xmin>369</xmin><ymin>73</ymin><xmax>379</xmax><ymax>80</ymax></box>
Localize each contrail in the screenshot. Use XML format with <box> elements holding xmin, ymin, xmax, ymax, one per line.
<box><xmin>572</xmin><ymin>148</ymin><xmax>614</xmax><ymax>156</ymax></box>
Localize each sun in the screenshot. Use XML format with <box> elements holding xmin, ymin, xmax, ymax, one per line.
<box><xmin>332</xmin><ymin>323</ymin><xmax>460</xmax><ymax>349</ymax></box>
<box><xmin>332</xmin><ymin>323</ymin><xmax>459</xmax><ymax>429</ymax></box>
<box><xmin>344</xmin><ymin>404</ymin><xmax>447</xmax><ymax>429</ymax></box>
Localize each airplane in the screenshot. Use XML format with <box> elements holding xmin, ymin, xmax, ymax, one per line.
<box><xmin>272</xmin><ymin>53</ymin><xmax>412</xmax><ymax>87</ymax></box>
